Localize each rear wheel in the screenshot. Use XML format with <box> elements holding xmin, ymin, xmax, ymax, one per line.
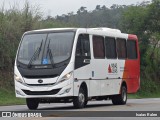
<box><xmin>73</xmin><ymin>87</ymin><xmax>87</xmax><ymax>108</ymax></box>
<box><xmin>112</xmin><ymin>85</ymin><xmax>127</xmax><ymax>105</ymax></box>
<box><xmin>84</xmin><ymin>99</ymin><xmax>88</xmax><ymax>107</ymax></box>
<box><xmin>26</xmin><ymin>98</ymin><xmax>39</xmax><ymax>110</ymax></box>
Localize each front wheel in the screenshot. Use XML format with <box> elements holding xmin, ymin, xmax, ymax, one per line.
<box><xmin>112</xmin><ymin>85</ymin><xmax>127</xmax><ymax>105</ymax></box>
<box><xmin>26</xmin><ymin>98</ymin><xmax>39</xmax><ymax>110</ymax></box>
<box><xmin>73</xmin><ymin>88</ymin><xmax>86</xmax><ymax>108</ymax></box>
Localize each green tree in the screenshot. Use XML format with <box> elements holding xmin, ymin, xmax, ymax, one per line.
<box><xmin>120</xmin><ymin>0</ymin><xmax>160</xmax><ymax>93</ymax></box>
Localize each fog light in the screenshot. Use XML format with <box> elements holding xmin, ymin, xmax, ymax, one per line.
<box><xmin>16</xmin><ymin>90</ymin><xmax>24</xmax><ymax>96</ymax></box>
<box><xmin>59</xmin><ymin>88</ymin><xmax>71</xmax><ymax>95</ymax></box>
<box><xmin>65</xmin><ymin>88</ymin><xmax>71</xmax><ymax>93</ymax></box>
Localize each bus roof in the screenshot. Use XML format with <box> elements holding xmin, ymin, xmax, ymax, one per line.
<box><xmin>24</xmin><ymin>28</ymin><xmax>77</xmax><ymax>34</ymax></box>
<box><xmin>24</xmin><ymin>28</ymin><xmax>136</xmax><ymax>39</ymax></box>
<box><xmin>25</xmin><ymin>27</ymin><xmax>122</xmax><ymax>33</ymax></box>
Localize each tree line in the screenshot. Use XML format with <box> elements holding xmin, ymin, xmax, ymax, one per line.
<box><xmin>0</xmin><ymin>0</ymin><xmax>159</xmax><ymax>94</ymax></box>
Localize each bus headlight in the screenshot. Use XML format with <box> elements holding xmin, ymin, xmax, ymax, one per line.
<box><xmin>58</xmin><ymin>72</ymin><xmax>72</xmax><ymax>83</ymax></box>
<box><xmin>14</xmin><ymin>74</ymin><xmax>23</xmax><ymax>83</ymax></box>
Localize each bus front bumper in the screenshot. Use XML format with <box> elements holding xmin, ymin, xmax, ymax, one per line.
<box><xmin>15</xmin><ymin>80</ymin><xmax>73</xmax><ymax>98</ymax></box>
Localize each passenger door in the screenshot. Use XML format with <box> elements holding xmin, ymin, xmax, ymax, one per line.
<box><xmin>74</xmin><ymin>34</ymin><xmax>91</xmax><ymax>95</ymax></box>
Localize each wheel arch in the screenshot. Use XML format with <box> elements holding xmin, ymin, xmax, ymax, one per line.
<box><xmin>122</xmin><ymin>81</ymin><xmax>127</xmax><ymax>88</ymax></box>
<box><xmin>112</xmin><ymin>80</ymin><xmax>128</xmax><ymax>105</ymax></box>
<box><xmin>120</xmin><ymin>81</ymin><xmax>127</xmax><ymax>93</ymax></box>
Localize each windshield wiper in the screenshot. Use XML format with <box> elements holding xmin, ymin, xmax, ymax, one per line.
<box><xmin>46</xmin><ymin>39</ymin><xmax>55</xmax><ymax>67</ymax></box>
<box><xmin>28</xmin><ymin>39</ymin><xmax>43</xmax><ymax>68</ymax></box>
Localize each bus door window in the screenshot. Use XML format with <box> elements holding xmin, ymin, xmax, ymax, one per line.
<box><xmin>75</xmin><ymin>34</ymin><xmax>90</xmax><ymax>69</ymax></box>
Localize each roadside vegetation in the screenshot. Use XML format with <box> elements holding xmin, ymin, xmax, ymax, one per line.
<box><xmin>0</xmin><ymin>88</ymin><xmax>25</xmax><ymax>105</ymax></box>
<box><xmin>0</xmin><ymin>0</ymin><xmax>159</xmax><ymax>105</ymax></box>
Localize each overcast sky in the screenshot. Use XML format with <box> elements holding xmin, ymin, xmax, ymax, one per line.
<box><xmin>1</xmin><ymin>0</ymin><xmax>151</xmax><ymax>17</ymax></box>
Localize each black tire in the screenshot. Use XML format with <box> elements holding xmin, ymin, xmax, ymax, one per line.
<box><xmin>26</xmin><ymin>98</ymin><xmax>39</xmax><ymax>110</ymax></box>
<box><xmin>112</xmin><ymin>85</ymin><xmax>127</xmax><ymax>105</ymax></box>
<box><xmin>73</xmin><ymin>87</ymin><xmax>87</xmax><ymax>108</ymax></box>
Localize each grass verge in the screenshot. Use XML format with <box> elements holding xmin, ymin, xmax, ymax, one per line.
<box><xmin>128</xmin><ymin>91</ymin><xmax>160</xmax><ymax>99</ymax></box>
<box><xmin>0</xmin><ymin>88</ymin><xmax>25</xmax><ymax>106</ymax></box>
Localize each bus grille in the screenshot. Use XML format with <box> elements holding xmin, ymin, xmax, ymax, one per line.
<box><xmin>26</xmin><ymin>83</ymin><xmax>55</xmax><ymax>86</ymax></box>
<box><xmin>22</xmin><ymin>88</ymin><xmax>61</xmax><ymax>95</ymax></box>
<box><xmin>24</xmin><ymin>75</ymin><xmax>58</xmax><ymax>79</ymax></box>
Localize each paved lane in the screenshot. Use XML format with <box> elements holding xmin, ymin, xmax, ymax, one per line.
<box><xmin>0</xmin><ymin>98</ymin><xmax>159</xmax><ymax>111</ymax></box>
<box><xmin>0</xmin><ymin>98</ymin><xmax>159</xmax><ymax>119</ymax></box>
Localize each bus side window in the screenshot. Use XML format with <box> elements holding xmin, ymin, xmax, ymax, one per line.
<box><xmin>92</xmin><ymin>35</ymin><xmax>105</xmax><ymax>59</ymax></box>
<box><xmin>116</xmin><ymin>38</ymin><xmax>127</xmax><ymax>59</ymax></box>
<box><xmin>76</xmin><ymin>34</ymin><xmax>90</xmax><ymax>57</ymax></box>
<box><xmin>105</xmin><ymin>37</ymin><xmax>117</xmax><ymax>59</ymax></box>
<box><xmin>127</xmin><ymin>40</ymin><xmax>137</xmax><ymax>59</ymax></box>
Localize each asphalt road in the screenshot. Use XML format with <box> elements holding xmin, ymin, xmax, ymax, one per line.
<box><xmin>0</xmin><ymin>98</ymin><xmax>160</xmax><ymax>119</ymax></box>
<box><xmin>0</xmin><ymin>98</ymin><xmax>160</xmax><ymax>111</ymax></box>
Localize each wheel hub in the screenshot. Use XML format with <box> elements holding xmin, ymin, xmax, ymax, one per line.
<box><xmin>79</xmin><ymin>93</ymin><xmax>85</xmax><ymax>104</ymax></box>
<box><xmin>122</xmin><ymin>87</ymin><xmax>127</xmax><ymax>102</ymax></box>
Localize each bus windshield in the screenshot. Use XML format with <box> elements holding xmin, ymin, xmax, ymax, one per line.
<box><xmin>17</xmin><ymin>32</ymin><xmax>75</xmax><ymax>66</ymax></box>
